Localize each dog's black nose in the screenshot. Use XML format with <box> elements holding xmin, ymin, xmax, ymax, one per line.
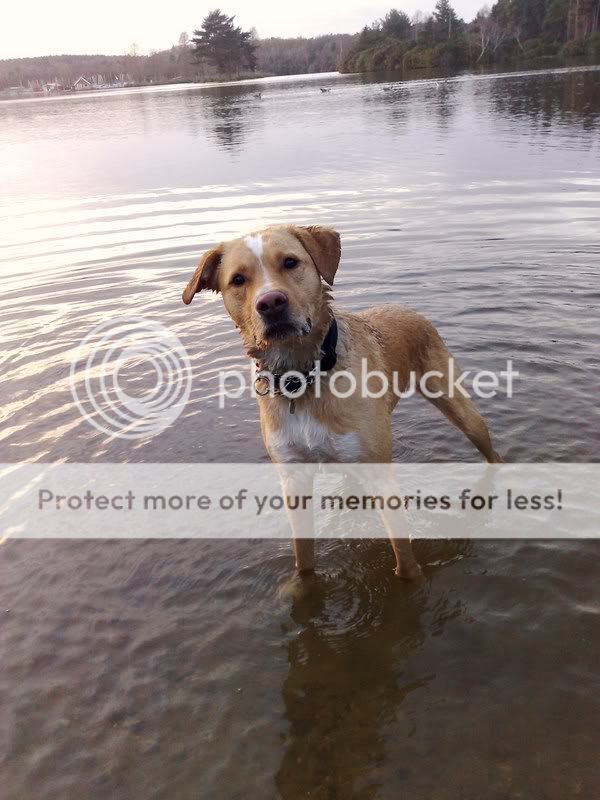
<box><xmin>256</xmin><ymin>290</ymin><xmax>289</xmax><ymax>317</ymax></box>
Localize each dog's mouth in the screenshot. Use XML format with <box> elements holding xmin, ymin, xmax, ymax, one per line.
<box><xmin>263</xmin><ymin>317</ymin><xmax>312</xmax><ymax>341</ymax></box>
<box><xmin>263</xmin><ymin>321</ymin><xmax>301</xmax><ymax>340</ymax></box>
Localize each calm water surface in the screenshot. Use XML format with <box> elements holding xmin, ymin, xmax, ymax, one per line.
<box><xmin>1</xmin><ymin>67</ymin><xmax>599</xmax><ymax>798</ymax></box>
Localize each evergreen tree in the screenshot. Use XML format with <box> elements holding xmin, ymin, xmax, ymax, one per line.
<box><xmin>434</xmin><ymin>0</ymin><xmax>460</xmax><ymax>38</ymax></box>
<box><xmin>512</xmin><ymin>0</ymin><xmax>547</xmax><ymax>38</ymax></box>
<box><xmin>191</xmin><ymin>9</ymin><xmax>257</xmax><ymax>75</ymax></box>
<box><xmin>544</xmin><ymin>0</ymin><xmax>569</xmax><ymax>41</ymax></box>
<box><xmin>382</xmin><ymin>9</ymin><xmax>413</xmax><ymax>38</ymax></box>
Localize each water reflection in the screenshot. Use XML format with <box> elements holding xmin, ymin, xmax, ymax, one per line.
<box><xmin>489</xmin><ymin>69</ymin><xmax>600</xmax><ymax>132</ymax></box>
<box><xmin>197</xmin><ymin>85</ymin><xmax>264</xmax><ymax>152</ymax></box>
<box><xmin>421</xmin><ymin>79</ymin><xmax>459</xmax><ymax>129</ymax></box>
<box><xmin>1</xmin><ymin>66</ymin><xmax>600</xmax><ymax>799</ymax></box>
<box><xmin>364</xmin><ymin>84</ymin><xmax>411</xmax><ymax>130</ymax></box>
<box><xmin>276</xmin><ymin>543</ymin><xmax>466</xmax><ymax>797</ymax></box>
<box><xmin>363</xmin><ymin>67</ymin><xmax>600</xmax><ymax>141</ymax></box>
<box><xmin>363</xmin><ymin>75</ymin><xmax>460</xmax><ymax>136</ymax></box>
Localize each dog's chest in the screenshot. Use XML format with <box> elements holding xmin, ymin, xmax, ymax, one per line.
<box><xmin>267</xmin><ymin>409</ymin><xmax>361</xmax><ymax>463</ymax></box>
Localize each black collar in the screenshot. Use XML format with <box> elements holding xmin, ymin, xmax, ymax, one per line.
<box><xmin>254</xmin><ymin>317</ymin><xmax>338</xmax><ymax>398</ymax></box>
<box><xmin>319</xmin><ymin>317</ymin><xmax>338</xmax><ymax>372</ymax></box>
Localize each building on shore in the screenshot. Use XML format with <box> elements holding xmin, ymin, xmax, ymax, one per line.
<box><xmin>73</xmin><ymin>76</ymin><xmax>93</xmax><ymax>91</ymax></box>
<box><xmin>1</xmin><ymin>73</ymin><xmax>137</xmax><ymax>98</ymax></box>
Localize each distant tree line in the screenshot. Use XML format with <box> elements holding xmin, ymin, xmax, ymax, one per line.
<box><xmin>0</xmin><ymin>8</ymin><xmax>356</xmax><ymax>91</ymax></box>
<box><xmin>258</xmin><ymin>34</ymin><xmax>356</xmax><ymax>74</ymax></box>
<box><xmin>0</xmin><ymin>43</ymin><xmax>198</xmax><ymax>91</ymax></box>
<box><xmin>190</xmin><ymin>10</ymin><xmax>355</xmax><ymax>75</ymax></box>
<box><xmin>2</xmin><ymin>2</ymin><xmax>599</xmax><ymax>91</ymax></box>
<box><xmin>342</xmin><ymin>0</ymin><xmax>600</xmax><ymax>72</ymax></box>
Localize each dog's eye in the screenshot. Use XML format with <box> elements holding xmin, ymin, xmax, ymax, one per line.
<box><xmin>231</xmin><ymin>274</ymin><xmax>245</xmax><ymax>286</ymax></box>
<box><xmin>283</xmin><ymin>257</ymin><xmax>299</xmax><ymax>269</ymax></box>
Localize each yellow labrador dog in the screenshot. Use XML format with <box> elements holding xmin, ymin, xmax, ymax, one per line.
<box><xmin>183</xmin><ymin>225</ymin><xmax>502</xmax><ymax>579</ymax></box>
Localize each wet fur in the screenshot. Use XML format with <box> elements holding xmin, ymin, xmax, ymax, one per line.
<box><xmin>183</xmin><ymin>224</ymin><xmax>502</xmax><ymax>577</ymax></box>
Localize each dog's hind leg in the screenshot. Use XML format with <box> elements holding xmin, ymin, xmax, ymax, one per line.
<box><xmin>380</xmin><ymin>505</ymin><xmax>422</xmax><ymax>579</ymax></box>
<box><xmin>355</xmin><ymin>464</ymin><xmax>422</xmax><ymax>580</ymax></box>
<box><xmin>427</xmin><ymin>390</ymin><xmax>502</xmax><ymax>463</ymax></box>
<box><xmin>417</xmin><ymin>338</ymin><xmax>503</xmax><ymax>464</ymax></box>
<box><xmin>366</xmin><ymin>307</ymin><xmax>502</xmax><ymax>462</ymax></box>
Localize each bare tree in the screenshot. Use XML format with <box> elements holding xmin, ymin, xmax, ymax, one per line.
<box><xmin>475</xmin><ymin>6</ymin><xmax>493</xmax><ymax>61</ymax></box>
<box><xmin>411</xmin><ymin>10</ymin><xmax>426</xmax><ymax>42</ymax></box>
<box><xmin>475</xmin><ymin>5</ymin><xmax>507</xmax><ymax>61</ymax></box>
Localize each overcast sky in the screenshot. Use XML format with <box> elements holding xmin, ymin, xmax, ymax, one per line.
<box><xmin>2</xmin><ymin>0</ymin><xmax>486</xmax><ymax>60</ymax></box>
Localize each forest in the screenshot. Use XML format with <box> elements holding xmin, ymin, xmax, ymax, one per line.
<box><xmin>0</xmin><ymin>10</ymin><xmax>355</xmax><ymax>92</ymax></box>
<box><xmin>1</xmin><ymin>1</ymin><xmax>598</xmax><ymax>91</ymax></box>
<box><xmin>0</xmin><ymin>35</ymin><xmax>354</xmax><ymax>91</ymax></box>
<box><xmin>342</xmin><ymin>0</ymin><xmax>600</xmax><ymax>71</ymax></box>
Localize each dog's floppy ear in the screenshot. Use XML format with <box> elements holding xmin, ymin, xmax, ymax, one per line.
<box><xmin>182</xmin><ymin>245</ymin><xmax>224</xmax><ymax>304</ymax></box>
<box><xmin>290</xmin><ymin>225</ymin><xmax>341</xmax><ymax>285</ymax></box>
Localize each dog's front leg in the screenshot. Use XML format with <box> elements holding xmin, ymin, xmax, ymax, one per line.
<box><xmin>281</xmin><ymin>468</ymin><xmax>315</xmax><ymax>574</ymax></box>
<box><xmin>292</xmin><ymin>537</ymin><xmax>315</xmax><ymax>574</ymax></box>
<box><xmin>386</xmin><ymin>531</ymin><xmax>422</xmax><ymax>580</ymax></box>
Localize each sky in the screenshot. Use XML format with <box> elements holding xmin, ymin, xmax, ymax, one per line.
<box><xmin>1</xmin><ymin>0</ymin><xmax>485</xmax><ymax>60</ymax></box>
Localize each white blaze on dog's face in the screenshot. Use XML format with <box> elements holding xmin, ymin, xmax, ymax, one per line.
<box><xmin>182</xmin><ymin>225</ymin><xmax>341</xmax><ymax>349</ymax></box>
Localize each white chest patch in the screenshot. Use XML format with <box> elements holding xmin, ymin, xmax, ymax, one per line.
<box><xmin>267</xmin><ymin>409</ymin><xmax>362</xmax><ymax>463</ymax></box>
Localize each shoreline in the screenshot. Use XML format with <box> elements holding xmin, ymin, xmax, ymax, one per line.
<box><xmin>0</xmin><ymin>71</ymin><xmax>344</xmax><ymax>103</ymax></box>
<box><xmin>2</xmin><ymin>62</ymin><xmax>598</xmax><ymax>104</ymax></box>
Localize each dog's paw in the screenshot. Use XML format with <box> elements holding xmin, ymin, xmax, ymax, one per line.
<box><xmin>277</xmin><ymin>571</ymin><xmax>319</xmax><ymax>602</ymax></box>
<box><xmin>394</xmin><ymin>562</ymin><xmax>425</xmax><ymax>582</ymax></box>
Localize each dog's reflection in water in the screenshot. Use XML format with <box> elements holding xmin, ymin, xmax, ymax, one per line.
<box><xmin>275</xmin><ymin>540</ymin><xmax>467</xmax><ymax>798</ymax></box>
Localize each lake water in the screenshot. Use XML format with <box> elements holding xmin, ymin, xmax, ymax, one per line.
<box><xmin>1</xmin><ymin>67</ymin><xmax>599</xmax><ymax>798</ymax></box>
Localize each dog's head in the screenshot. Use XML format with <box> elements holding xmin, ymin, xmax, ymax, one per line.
<box><xmin>182</xmin><ymin>225</ymin><xmax>340</xmax><ymax>352</ymax></box>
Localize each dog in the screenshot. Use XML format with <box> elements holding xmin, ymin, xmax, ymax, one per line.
<box><xmin>183</xmin><ymin>225</ymin><xmax>502</xmax><ymax>579</ymax></box>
